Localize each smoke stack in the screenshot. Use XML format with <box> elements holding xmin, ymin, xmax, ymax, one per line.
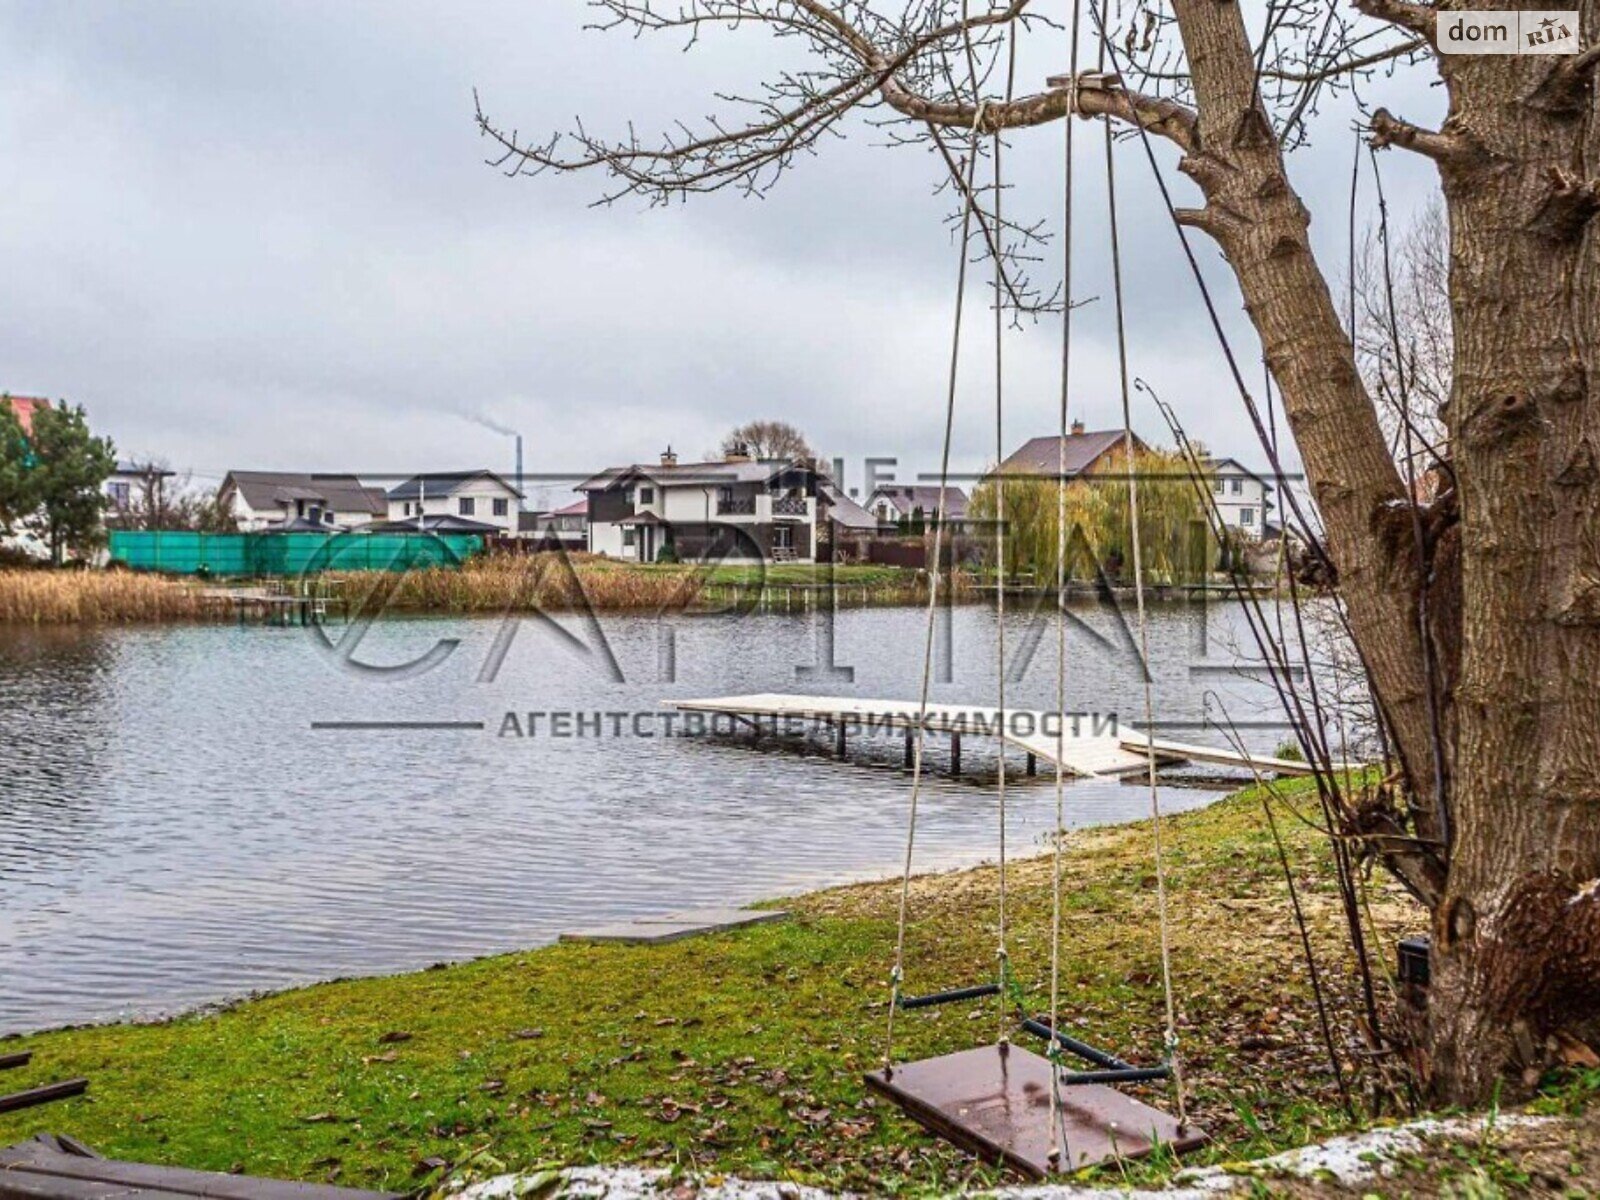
<box><xmin>515</xmin><ymin>434</ymin><xmax>525</xmax><ymax>511</ymax></box>
<box><xmin>660</xmin><ymin>445</ymin><xmax>678</xmax><ymax>467</ymax></box>
<box><xmin>1070</xmin><ymin>419</ymin><xmax>1085</xmax><ymax>436</ymax></box>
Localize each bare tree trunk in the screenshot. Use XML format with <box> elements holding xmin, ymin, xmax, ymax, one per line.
<box><xmin>1168</xmin><ymin>0</ymin><xmax>1600</xmax><ymax>1100</ymax></box>
<box><xmin>1420</xmin><ymin>18</ymin><xmax>1600</xmax><ymax>1100</ymax></box>
<box><xmin>1163</xmin><ymin>0</ymin><xmax>1447</xmax><ymax>892</ymax></box>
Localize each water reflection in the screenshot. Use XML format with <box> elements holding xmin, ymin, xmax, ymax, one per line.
<box><xmin>0</xmin><ymin>601</ymin><xmax>1298</xmax><ymax>1032</ymax></box>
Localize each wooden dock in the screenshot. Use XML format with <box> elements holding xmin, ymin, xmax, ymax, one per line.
<box><xmin>666</xmin><ymin>693</ymin><xmax>1327</xmax><ymax>780</ymax></box>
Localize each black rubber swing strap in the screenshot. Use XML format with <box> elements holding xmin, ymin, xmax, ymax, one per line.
<box><xmin>1057</xmin><ymin>1065</ymin><xmax>1172</xmax><ymax>1086</ymax></box>
<box><xmin>899</xmin><ymin>983</ymin><xmax>1002</xmax><ymax>1011</ymax></box>
<box><xmin>1019</xmin><ymin>1017</ymin><xmax>1130</xmax><ymax>1068</ymax></box>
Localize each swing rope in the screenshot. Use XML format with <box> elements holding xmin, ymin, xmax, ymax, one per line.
<box><xmin>989</xmin><ymin>2</ymin><xmax>1020</xmax><ymax>1049</ymax></box>
<box><xmin>1099</xmin><ymin>53</ymin><xmax>1188</xmax><ymax>1127</ymax></box>
<box><xmin>1047</xmin><ymin>0</ymin><xmax>1086</xmax><ymax>1164</ymax></box>
<box><xmin>882</xmin><ymin>92</ymin><xmax>986</xmax><ymax>1073</ymax></box>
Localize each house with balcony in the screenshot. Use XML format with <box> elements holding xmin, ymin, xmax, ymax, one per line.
<box><xmin>578</xmin><ymin>447</ymin><xmax>830</xmax><ymax>563</ymax></box>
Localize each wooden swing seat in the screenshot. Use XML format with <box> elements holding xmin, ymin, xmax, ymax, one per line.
<box><xmin>865</xmin><ymin>1043</ymin><xmax>1204</xmax><ymax>1178</ymax></box>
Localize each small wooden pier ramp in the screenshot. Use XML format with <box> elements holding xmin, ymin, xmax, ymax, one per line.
<box><xmin>665</xmin><ymin>693</ymin><xmax>1322</xmax><ymax>780</ymax></box>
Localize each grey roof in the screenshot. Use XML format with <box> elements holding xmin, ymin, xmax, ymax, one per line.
<box><xmin>819</xmin><ymin>483</ymin><xmax>882</xmax><ymax>531</ymax></box>
<box><xmin>387</xmin><ymin>470</ymin><xmax>524</xmax><ymax>501</ymax></box>
<box><xmin>1199</xmin><ymin>456</ymin><xmax>1270</xmax><ymax>486</ymax></box>
<box><xmin>260</xmin><ymin>515</ymin><xmax>342</xmax><ymax>534</ymax></box>
<box><xmin>365</xmin><ymin>513</ymin><xmax>503</xmax><ymax>534</ymax></box>
<box><xmin>578</xmin><ymin>459</ymin><xmax>803</xmax><ymax>491</ymax></box>
<box><xmin>112</xmin><ymin>462</ymin><xmax>176</xmax><ymax>478</ymax></box>
<box><xmin>869</xmin><ymin>485</ymin><xmax>969</xmax><ymax>520</ymax></box>
<box><xmin>997</xmin><ymin>430</ymin><xmax>1133</xmax><ymax>478</ymax></box>
<box><xmin>222</xmin><ymin>471</ymin><xmax>387</xmax><ymax>515</ymax></box>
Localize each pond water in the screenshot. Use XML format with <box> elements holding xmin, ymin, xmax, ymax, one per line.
<box><xmin>0</xmin><ymin>599</ymin><xmax>1302</xmax><ymax>1032</ymax></box>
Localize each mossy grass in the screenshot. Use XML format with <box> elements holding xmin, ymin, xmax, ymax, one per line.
<box><xmin>0</xmin><ymin>781</ymin><xmax>1443</xmax><ymax>1193</ymax></box>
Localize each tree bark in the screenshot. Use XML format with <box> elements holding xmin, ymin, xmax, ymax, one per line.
<box><xmin>1421</xmin><ymin>3</ymin><xmax>1600</xmax><ymax>1100</ymax></box>
<box><xmin>1158</xmin><ymin>0</ymin><xmax>1449</xmax><ymax>887</ymax></box>
<box><xmin>1158</xmin><ymin>0</ymin><xmax>1600</xmax><ymax>1100</ymax></box>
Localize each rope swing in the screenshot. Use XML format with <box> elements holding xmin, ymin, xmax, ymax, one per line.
<box><xmin>867</xmin><ymin>0</ymin><xmax>1197</xmax><ymax>1175</ymax></box>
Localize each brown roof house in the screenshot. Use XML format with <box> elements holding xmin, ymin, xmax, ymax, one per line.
<box><xmin>994</xmin><ymin>421</ymin><xmax>1144</xmax><ymax>480</ymax></box>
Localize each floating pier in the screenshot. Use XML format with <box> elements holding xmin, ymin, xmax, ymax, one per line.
<box><xmin>666</xmin><ymin>693</ymin><xmax>1327</xmax><ymax>780</ymax></box>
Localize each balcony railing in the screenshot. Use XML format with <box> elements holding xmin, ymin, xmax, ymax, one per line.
<box><xmin>772</xmin><ymin>495</ymin><xmax>808</xmax><ymax>516</ymax></box>
<box><xmin>717</xmin><ymin>497</ymin><xmax>757</xmax><ymax>515</ymax></box>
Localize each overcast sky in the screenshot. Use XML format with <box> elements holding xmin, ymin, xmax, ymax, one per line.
<box><xmin>0</xmin><ymin>2</ymin><xmax>1443</xmax><ymax>508</ymax></box>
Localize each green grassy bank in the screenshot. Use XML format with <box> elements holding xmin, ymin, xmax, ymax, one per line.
<box><xmin>0</xmin><ymin>784</ymin><xmax>1438</xmax><ymax>1193</ymax></box>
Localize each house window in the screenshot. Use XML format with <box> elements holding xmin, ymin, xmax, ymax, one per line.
<box><xmin>459</xmin><ymin>497</ymin><xmax>476</xmax><ymax>516</ymax></box>
<box><xmin>404</xmin><ymin>502</ymin><xmax>412</xmax><ymax>516</ymax></box>
<box><xmin>639</xmin><ymin>487</ymin><xmax>655</xmax><ymax>505</ymax></box>
<box><xmin>309</xmin><ymin>506</ymin><xmax>322</xmax><ymax>524</ymax></box>
<box><xmin>493</xmin><ymin>497</ymin><xmax>508</xmax><ymax>517</ymax></box>
<box><xmin>623</xmin><ymin>527</ymin><xmax>636</xmax><ymax>548</ymax></box>
<box><xmin>108</xmin><ymin>481</ymin><xmax>131</xmax><ymax>507</ymax></box>
<box><xmin>1212</xmin><ymin>479</ymin><xmax>1224</xmax><ymax>495</ymax></box>
<box><xmin>324</xmin><ymin>510</ymin><xmax>335</xmax><ymax>524</ymax></box>
<box><xmin>1230</xmin><ymin>478</ymin><xmax>1243</xmax><ymax>495</ymax></box>
<box><xmin>1241</xmin><ymin>507</ymin><xmax>1255</xmax><ymax>525</ymax></box>
<box><xmin>773</xmin><ymin>526</ymin><xmax>794</xmax><ymax>551</ymax></box>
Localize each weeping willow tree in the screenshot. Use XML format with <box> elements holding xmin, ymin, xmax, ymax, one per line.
<box><xmin>969</xmin><ymin>447</ymin><xmax>1215</xmax><ymax>585</ymax></box>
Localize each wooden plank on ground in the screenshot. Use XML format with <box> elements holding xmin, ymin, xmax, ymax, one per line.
<box><xmin>560</xmin><ymin>908</ymin><xmax>788</xmax><ymax>945</ymax></box>
<box><xmin>0</xmin><ymin>1171</ymin><xmax>180</xmax><ymax>1198</ymax></box>
<box><xmin>0</xmin><ymin>1054</ymin><xmax>30</xmax><ymax>1072</ymax></box>
<box><xmin>0</xmin><ymin>1146</ymin><xmax>396</xmax><ymax>1200</ymax></box>
<box><xmin>0</xmin><ymin>1082</ymin><xmax>87</xmax><ymax>1116</ymax></box>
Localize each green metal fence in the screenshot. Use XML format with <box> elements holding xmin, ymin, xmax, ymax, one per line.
<box><xmin>108</xmin><ymin>530</ymin><xmax>484</xmax><ymax>576</ymax></box>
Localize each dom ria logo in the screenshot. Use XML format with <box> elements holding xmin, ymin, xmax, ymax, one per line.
<box><xmin>1439</xmin><ymin>10</ymin><xmax>1579</xmax><ymax>54</ymax></box>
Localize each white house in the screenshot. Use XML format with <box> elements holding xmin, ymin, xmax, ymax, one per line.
<box><xmin>867</xmin><ymin>484</ymin><xmax>968</xmax><ymax>527</ymax></box>
<box><xmin>577</xmin><ymin>447</ymin><xmax>880</xmax><ymax>564</ymax></box>
<box><xmin>218</xmin><ymin>471</ymin><xmax>388</xmax><ymax>531</ymax></box>
<box><xmin>1202</xmin><ymin>457</ymin><xmax>1274</xmax><ymax>537</ymax></box>
<box><xmin>104</xmin><ymin>462</ymin><xmax>176</xmax><ymax>522</ymax></box>
<box><xmin>384</xmin><ymin>471</ymin><xmax>523</xmax><ymax>535</ymax></box>
<box><xmin>518</xmin><ymin>498</ymin><xmax>588</xmax><ymax>549</ymax></box>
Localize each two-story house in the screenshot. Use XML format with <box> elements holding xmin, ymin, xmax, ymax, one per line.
<box><xmin>218</xmin><ymin>471</ymin><xmax>388</xmax><ymax>531</ymax></box>
<box><xmin>579</xmin><ymin>448</ymin><xmax>827</xmax><ymax>563</ymax></box>
<box><xmin>1201</xmin><ymin>457</ymin><xmax>1274</xmax><ymax>538</ymax></box>
<box><xmin>385</xmin><ymin>471</ymin><xmax>523</xmax><ymax>535</ymax></box>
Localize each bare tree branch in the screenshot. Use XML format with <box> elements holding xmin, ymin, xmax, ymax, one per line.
<box><xmin>1351</xmin><ymin>0</ymin><xmax>1437</xmax><ymax>41</ymax></box>
<box><xmin>1369</xmin><ymin>107</ymin><xmax>1481</xmax><ymax>169</ymax></box>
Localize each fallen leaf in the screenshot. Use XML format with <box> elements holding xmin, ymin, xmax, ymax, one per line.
<box><xmin>1555</xmin><ymin>1031</ymin><xmax>1600</xmax><ymax>1068</ymax></box>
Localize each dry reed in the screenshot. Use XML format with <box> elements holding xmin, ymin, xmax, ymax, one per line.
<box><xmin>0</xmin><ymin>554</ymin><xmax>957</xmax><ymax>624</ymax></box>
<box><xmin>0</xmin><ymin>569</ymin><xmax>212</xmax><ymax>624</ymax></box>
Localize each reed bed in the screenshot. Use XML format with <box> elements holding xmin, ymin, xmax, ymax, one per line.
<box><xmin>0</xmin><ymin>555</ymin><xmax>958</xmax><ymax>624</ymax></box>
<box><xmin>0</xmin><ymin>569</ymin><xmax>212</xmax><ymax>624</ymax></box>
<box><xmin>334</xmin><ymin>554</ymin><xmax>707</xmax><ymax>614</ymax></box>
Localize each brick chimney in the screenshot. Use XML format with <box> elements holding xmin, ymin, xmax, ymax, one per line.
<box><xmin>660</xmin><ymin>445</ymin><xmax>678</xmax><ymax>467</ymax></box>
<box><xmin>723</xmin><ymin>441</ymin><xmax>752</xmax><ymax>463</ymax></box>
<box><xmin>1070</xmin><ymin>419</ymin><xmax>1085</xmax><ymax>436</ymax></box>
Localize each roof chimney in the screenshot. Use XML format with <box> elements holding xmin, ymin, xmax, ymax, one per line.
<box><xmin>660</xmin><ymin>445</ymin><xmax>678</xmax><ymax>467</ymax></box>
<box><xmin>1070</xmin><ymin>419</ymin><xmax>1086</xmax><ymax>436</ymax></box>
<box><xmin>723</xmin><ymin>441</ymin><xmax>752</xmax><ymax>463</ymax></box>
